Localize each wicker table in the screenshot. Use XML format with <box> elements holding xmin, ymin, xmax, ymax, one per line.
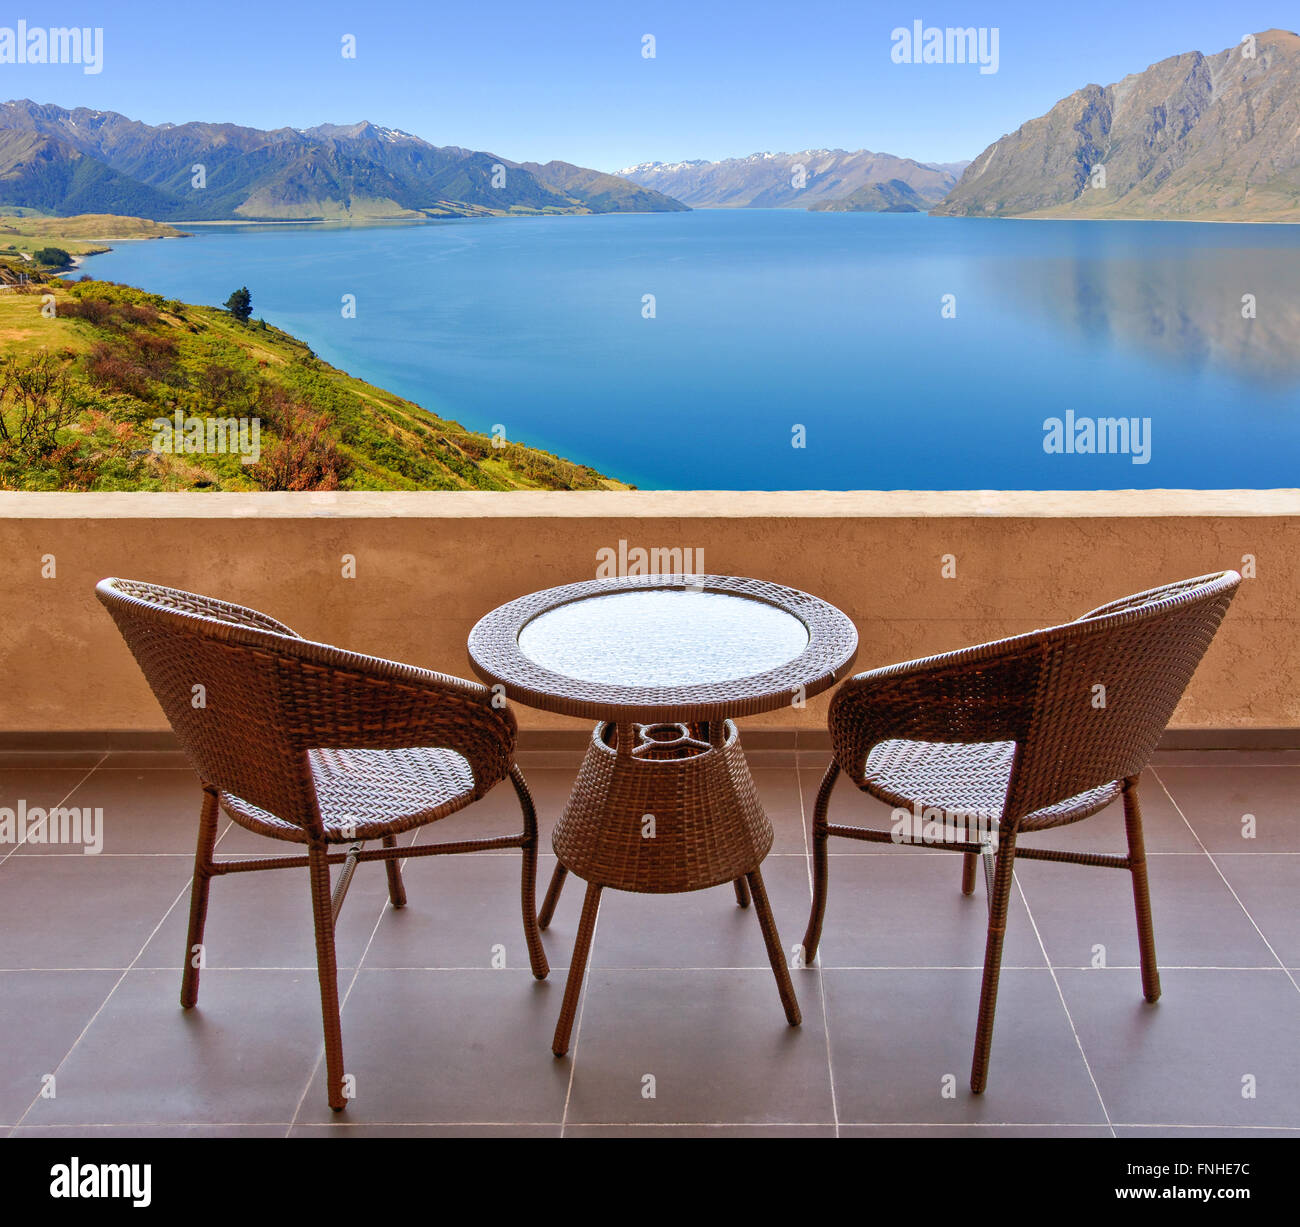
<box><xmin>467</xmin><ymin>574</ymin><xmax>859</xmax><ymax>1055</ymax></box>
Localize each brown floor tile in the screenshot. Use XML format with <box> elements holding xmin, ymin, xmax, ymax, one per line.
<box><xmin>15</xmin><ymin>768</ymin><xmax>213</xmax><ymax>856</ymax></box>
<box><xmin>361</xmin><ymin>851</ymin><xmax>571</xmax><ymax>971</ymax></box>
<box><xmin>1016</xmin><ymin>854</ymin><xmax>1277</xmax><ymax>969</ymax></box>
<box><xmin>563</xmin><ymin>968</ymin><xmax>832</xmax><ymax>1125</ymax></box>
<box><xmin>289</xmin><ymin>1123</ymin><xmax>562</xmax><ymax>1137</ymax></box>
<box><xmin>841</xmin><ymin>1123</ymin><xmax>1113</xmax><ymax>1137</ymax></box>
<box><xmin>1209</xmin><ymin>855</ymin><xmax>1300</xmax><ymax>968</ymax></box>
<box><xmin>588</xmin><ymin>854</ymin><xmax>810</xmax><ymax>970</ymax></box>
<box><xmin>19</xmin><ymin>969</ymin><xmax>331</xmax><ymax>1126</ymax></box>
<box><xmin>1154</xmin><ymin>765</ymin><xmax>1300</xmax><ymax>853</ymax></box>
<box><xmin>565</xmin><ymin>1123</ymin><xmax>836</xmax><ymax>1137</ymax></box>
<box><xmin>1152</xmin><ymin>750</ymin><xmax>1300</xmax><ymax>767</ymax></box>
<box><xmin>0</xmin><ymin>753</ymin><xmax>106</xmax><ymax>770</ymax></box>
<box><xmin>0</xmin><ymin>970</ymin><xmax>120</xmax><ymax>1125</ymax></box>
<box><xmin>11</xmin><ymin>1123</ymin><xmax>289</xmax><ymax>1137</ymax></box>
<box><xmin>1017</xmin><ymin>769</ymin><xmax>1200</xmax><ymax>855</ymax></box>
<box><xmin>1057</xmin><ymin>968</ymin><xmax>1300</xmax><ymax>1128</ymax></box>
<box><xmin>824</xmin><ymin>968</ymin><xmax>1107</xmax><ymax>1126</ymax></box>
<box><xmin>750</xmin><ymin>768</ymin><xmax>808</xmax><ymax>854</ymax></box>
<box><xmin>810</xmin><ymin>852</ymin><xmax>1047</xmax><ymax>969</ymax></box>
<box><xmin>136</xmin><ymin>854</ymin><xmax>396</xmax><ymax>971</ymax></box>
<box><xmin>98</xmin><ymin>752</ymin><xmax>195</xmax><ymax>770</ymax></box>
<box><xmin>1113</xmin><ymin>1125</ymin><xmax>1300</xmax><ymax>1138</ymax></box>
<box><xmin>0</xmin><ymin>856</ymin><xmax>192</xmax><ymax>969</ymax></box>
<box><xmin>0</xmin><ymin>769</ymin><xmax>105</xmax><ymax>859</ymax></box>
<box><xmin>1</xmin><ymin>746</ymin><xmax>1295</xmax><ymax>1137</ymax></box>
<box><xmin>294</xmin><ymin>969</ymin><xmax>570</xmax><ymax>1125</ymax></box>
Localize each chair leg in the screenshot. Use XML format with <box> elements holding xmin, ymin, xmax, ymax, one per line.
<box><xmin>1123</xmin><ymin>776</ymin><xmax>1161</xmax><ymax>1003</ymax></box>
<box><xmin>961</xmin><ymin>852</ymin><xmax>977</xmax><ymax>896</ymax></box>
<box><xmin>748</xmin><ymin>868</ymin><xmax>802</xmax><ymax>1026</ymax></box>
<box><xmin>970</xmin><ymin>828</ymin><xmax>1017</xmax><ymax>1094</ymax></box>
<box><xmin>538</xmin><ymin>863</ymin><xmax>568</xmax><ymax>931</ymax></box>
<box><xmin>509</xmin><ymin>764</ymin><xmax>549</xmax><ymax>980</ymax></box>
<box><xmin>381</xmin><ymin>833</ymin><xmax>406</xmax><ymax>908</ymax></box>
<box><xmin>553</xmin><ymin>881</ymin><xmax>601</xmax><ymax>1057</ymax></box>
<box><xmin>308</xmin><ymin>842</ymin><xmax>348</xmax><ymax>1112</ymax></box>
<box><xmin>180</xmin><ymin>786</ymin><xmax>221</xmax><ymax>1009</ymax></box>
<box><xmin>733</xmin><ymin>877</ymin><xmax>751</xmax><ymax>908</ymax></box>
<box><xmin>801</xmin><ymin>762</ymin><xmax>840</xmax><ymax>963</ymax></box>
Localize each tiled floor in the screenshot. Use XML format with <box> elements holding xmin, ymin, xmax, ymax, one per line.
<box><xmin>1</xmin><ymin>746</ymin><xmax>1297</xmax><ymax>1138</ymax></box>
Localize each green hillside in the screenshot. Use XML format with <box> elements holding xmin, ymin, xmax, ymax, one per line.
<box><xmin>0</xmin><ymin>276</ymin><xmax>628</xmax><ymax>492</ymax></box>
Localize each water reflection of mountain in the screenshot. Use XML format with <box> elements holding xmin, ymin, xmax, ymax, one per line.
<box><xmin>990</xmin><ymin>250</ymin><xmax>1300</xmax><ymax>383</ymax></box>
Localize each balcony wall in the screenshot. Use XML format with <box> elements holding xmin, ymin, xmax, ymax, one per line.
<box><xmin>0</xmin><ymin>490</ymin><xmax>1296</xmax><ymax>740</ymax></box>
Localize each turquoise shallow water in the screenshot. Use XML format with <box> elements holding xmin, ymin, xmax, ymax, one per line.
<box><xmin>84</xmin><ymin>209</ymin><xmax>1300</xmax><ymax>490</ymax></box>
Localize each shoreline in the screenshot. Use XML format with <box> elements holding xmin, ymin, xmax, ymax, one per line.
<box><xmin>171</xmin><ymin>209</ymin><xmax>675</xmax><ymax>225</ymax></box>
<box><xmin>930</xmin><ymin>209</ymin><xmax>1300</xmax><ymax>226</ymax></box>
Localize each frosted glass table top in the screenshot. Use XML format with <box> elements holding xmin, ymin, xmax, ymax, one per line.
<box><xmin>517</xmin><ymin>589</ymin><xmax>810</xmax><ymax>687</ymax></box>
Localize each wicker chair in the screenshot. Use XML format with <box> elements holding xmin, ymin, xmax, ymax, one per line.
<box><xmin>801</xmin><ymin>571</ymin><xmax>1241</xmax><ymax>1093</ymax></box>
<box><xmin>96</xmin><ymin>577</ymin><xmax>549</xmax><ymax>1111</ymax></box>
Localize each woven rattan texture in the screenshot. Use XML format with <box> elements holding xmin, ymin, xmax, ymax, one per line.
<box><xmin>829</xmin><ymin>571</ymin><xmax>1241</xmax><ymax>830</ymax></box>
<box><xmin>468</xmin><ymin>574</ymin><xmax>859</xmax><ymax>723</ymax></box>
<box><xmin>863</xmin><ymin>739</ymin><xmax>1122</xmax><ymax>831</ymax></box>
<box><xmin>96</xmin><ymin>577</ymin><xmax>517</xmax><ymax>840</ymax></box>
<box><xmin>551</xmin><ymin>721</ymin><xmax>773</xmax><ymax>892</ymax></box>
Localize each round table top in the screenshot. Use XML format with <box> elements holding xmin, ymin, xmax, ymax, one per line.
<box><xmin>467</xmin><ymin>574</ymin><xmax>859</xmax><ymax>723</ymax></box>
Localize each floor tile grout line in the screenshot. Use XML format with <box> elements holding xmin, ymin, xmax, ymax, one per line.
<box><xmin>287</xmin><ymin>828</ymin><xmax>422</xmax><ymax>1133</ymax></box>
<box><xmin>0</xmin><ymin>753</ymin><xmax>109</xmax><ymax>868</ymax></box>
<box><xmin>8</xmin><ymin>861</ymin><xmax>200</xmax><ymax>1134</ymax></box>
<box><xmin>502</xmin><ymin>769</ymin><xmax>588</xmax><ymax>1137</ymax></box>
<box><xmin>795</xmin><ymin>739</ymin><xmax>840</xmax><ymax>1139</ymax></box>
<box><xmin>1151</xmin><ymin>767</ymin><xmax>1300</xmax><ymax>999</ymax></box>
<box><xmin>557</xmin><ymin>899</ymin><xmax>601</xmax><ymax>1140</ymax></box>
<box><xmin>10</xmin><ymin>962</ymin><xmax>1276</xmax><ymax>974</ymax></box>
<box><xmin>1014</xmin><ymin>870</ymin><xmax>1116</xmax><ymax>1137</ymax></box>
<box><xmin>8</xmin><ymin>1118</ymin><xmax>1300</xmax><ymax>1132</ymax></box>
<box><xmin>10</xmin><ymin>757</ymin><xmax>1296</xmax><ymax>1134</ymax></box>
<box><xmin>4</xmin><ymin>786</ymin><xmax>237</xmax><ymax>1136</ymax></box>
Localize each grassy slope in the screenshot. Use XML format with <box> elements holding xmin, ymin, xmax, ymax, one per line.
<box><xmin>0</xmin><ymin>277</ymin><xmax>628</xmax><ymax>492</ymax></box>
<box><xmin>0</xmin><ymin>212</ymin><xmax>186</xmax><ymax>259</ymax></box>
<box><xmin>1007</xmin><ymin>189</ymin><xmax>1300</xmax><ymax>223</ymax></box>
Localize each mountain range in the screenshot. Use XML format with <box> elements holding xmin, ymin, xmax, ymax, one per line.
<box><xmin>8</xmin><ymin>27</ymin><xmax>1299</xmax><ymax>228</ymax></box>
<box><xmin>617</xmin><ymin>149</ymin><xmax>966</xmax><ymax>211</ymax></box>
<box><xmin>0</xmin><ymin>101</ymin><xmax>688</xmax><ymax>221</ymax></box>
<box><xmin>935</xmin><ymin>28</ymin><xmax>1300</xmax><ymax>222</ymax></box>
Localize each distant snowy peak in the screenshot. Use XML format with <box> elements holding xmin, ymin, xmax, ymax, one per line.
<box><xmin>617</xmin><ymin>148</ymin><xmax>967</xmax><ymax>210</ymax></box>
<box><xmin>616</xmin><ymin>159</ymin><xmax>707</xmax><ymax>176</ymax></box>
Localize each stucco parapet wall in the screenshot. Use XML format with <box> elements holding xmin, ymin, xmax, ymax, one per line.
<box><xmin>2</xmin><ymin>489</ymin><xmax>1298</xmax><ymax>520</ymax></box>
<box><xmin>0</xmin><ymin>488</ymin><xmax>1294</xmax><ymax>733</ymax></box>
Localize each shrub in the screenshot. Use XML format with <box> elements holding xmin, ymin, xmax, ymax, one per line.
<box><xmin>0</xmin><ymin>352</ymin><xmax>81</xmax><ymax>459</ymax></box>
<box><xmin>250</xmin><ymin>402</ymin><xmax>349</xmax><ymax>491</ymax></box>
<box><xmin>34</xmin><ymin>247</ymin><xmax>72</xmax><ymax>268</ymax></box>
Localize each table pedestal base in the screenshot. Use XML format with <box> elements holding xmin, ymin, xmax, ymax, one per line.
<box><xmin>542</xmin><ymin>720</ymin><xmax>801</xmax><ymax>1055</ymax></box>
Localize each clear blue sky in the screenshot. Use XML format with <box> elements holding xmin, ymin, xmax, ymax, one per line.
<box><xmin>5</xmin><ymin>2</ymin><xmax>1292</xmax><ymax>169</ymax></box>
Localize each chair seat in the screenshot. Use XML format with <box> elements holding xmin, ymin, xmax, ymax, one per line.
<box><xmin>861</xmin><ymin>739</ymin><xmax>1122</xmax><ymax>833</ymax></box>
<box><xmin>222</xmin><ymin>746</ymin><xmax>479</xmax><ymax>843</ymax></box>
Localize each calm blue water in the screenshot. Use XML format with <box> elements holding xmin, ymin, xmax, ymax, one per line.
<box><xmin>84</xmin><ymin>211</ymin><xmax>1300</xmax><ymax>489</ymax></box>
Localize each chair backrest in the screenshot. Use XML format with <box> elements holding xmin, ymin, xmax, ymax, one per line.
<box><xmin>830</xmin><ymin>571</ymin><xmax>1241</xmax><ymax>825</ymax></box>
<box><xmin>96</xmin><ymin>578</ymin><xmax>517</xmax><ymax>836</ymax></box>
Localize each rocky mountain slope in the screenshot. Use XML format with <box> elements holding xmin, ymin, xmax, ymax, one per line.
<box><xmin>934</xmin><ymin>28</ymin><xmax>1300</xmax><ymax>222</ymax></box>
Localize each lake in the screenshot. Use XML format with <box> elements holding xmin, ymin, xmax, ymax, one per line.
<box><xmin>83</xmin><ymin>210</ymin><xmax>1300</xmax><ymax>490</ymax></box>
